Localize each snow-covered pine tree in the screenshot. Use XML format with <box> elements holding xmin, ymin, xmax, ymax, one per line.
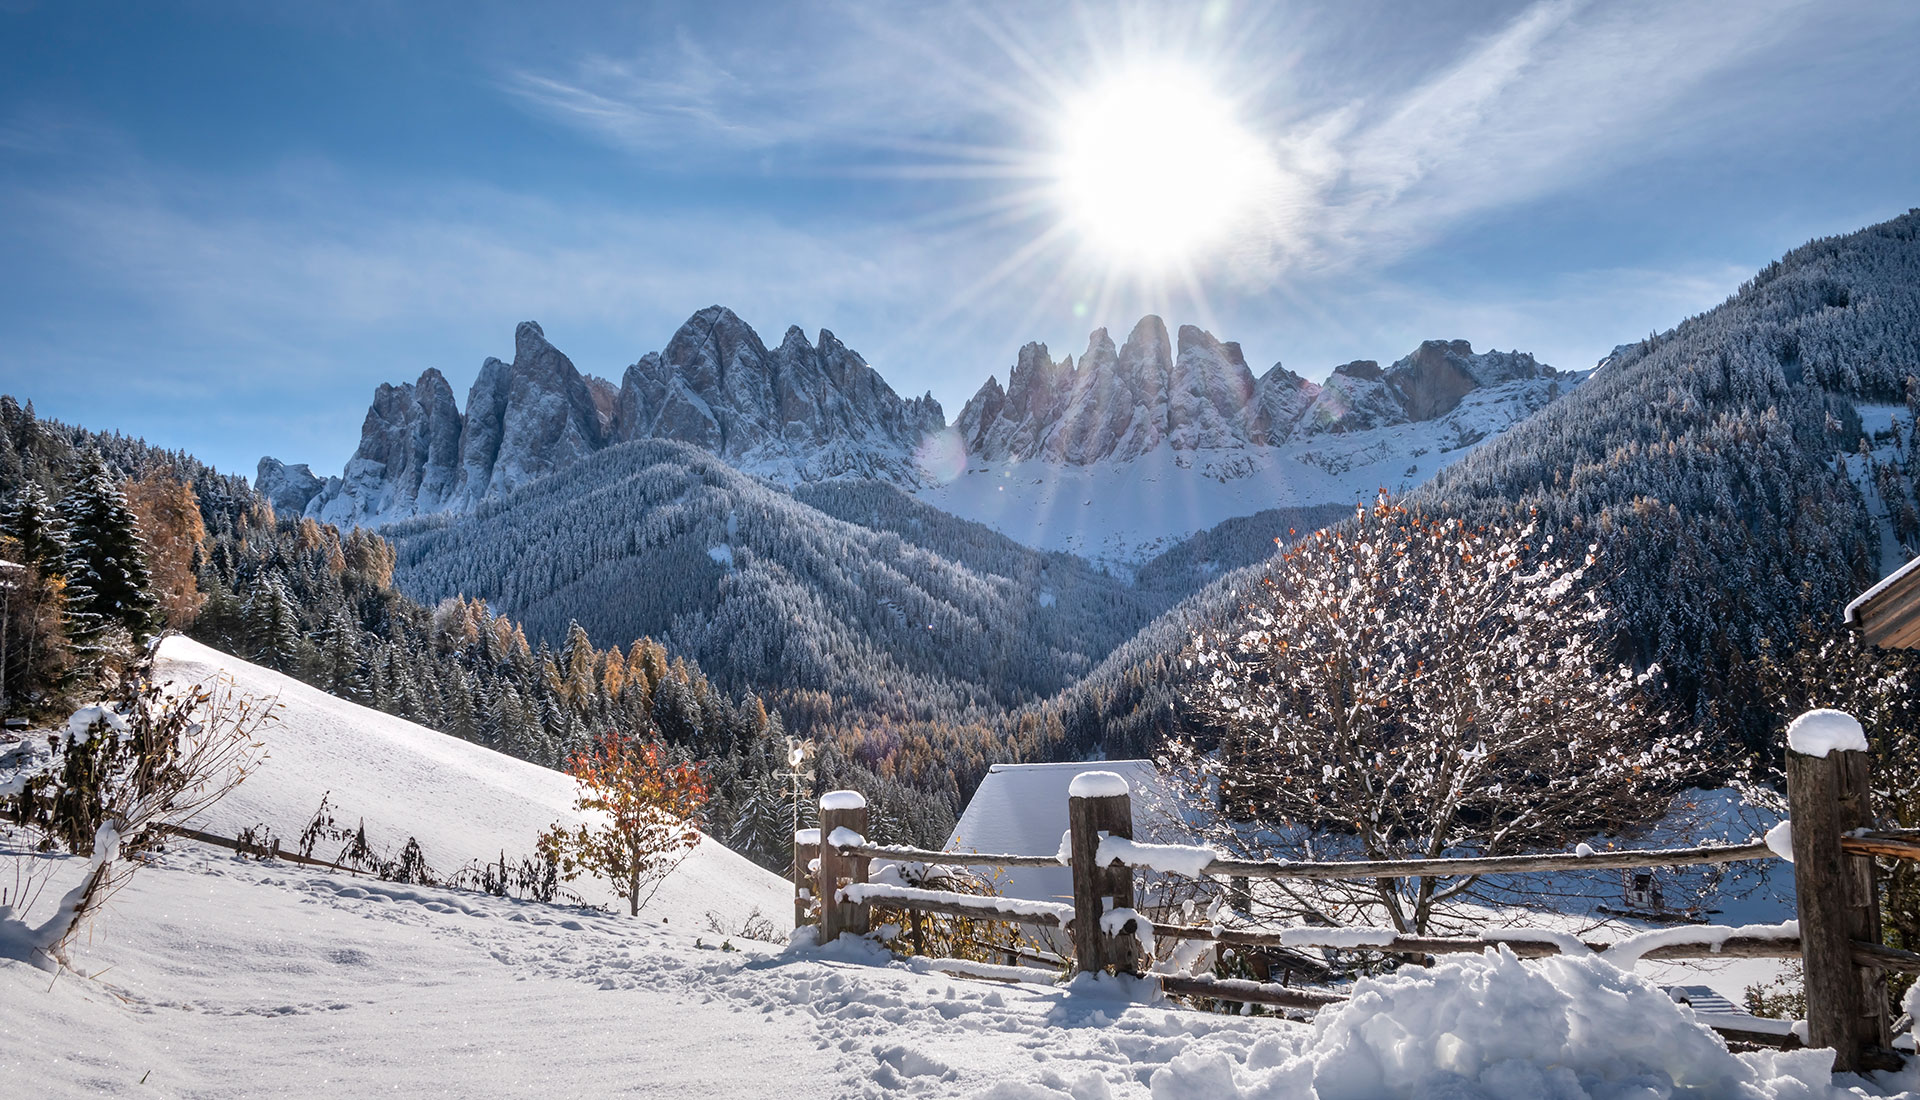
<box><xmin>315</xmin><ymin>607</ymin><xmax>359</xmax><ymax>694</ymax></box>
<box><xmin>241</xmin><ymin>575</ymin><xmax>303</xmax><ymax>672</ymax></box>
<box><xmin>58</xmin><ymin>453</ymin><xmax>157</xmax><ymax>681</ymax></box>
<box><xmin>4</xmin><ymin>482</ymin><xmax>67</xmax><ymax>574</ymax></box>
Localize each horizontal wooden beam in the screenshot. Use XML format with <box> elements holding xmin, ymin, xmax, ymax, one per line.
<box><xmin>834</xmin><ymin>842</ymin><xmax>1066</xmax><ymax>869</ymax></box>
<box><xmin>1841</xmin><ymin>834</ymin><xmax>1920</xmax><ymax>862</ymax></box>
<box><xmin>1158</xmin><ymin>973</ymin><xmax>1347</xmax><ymax>1010</ymax></box>
<box><xmin>1849</xmin><ymin>939</ymin><xmax>1920</xmax><ymax>974</ymax></box>
<box><xmin>1197</xmin><ymin>841</ymin><xmax>1777</xmax><ymax>881</ymax></box>
<box><xmin>857</xmin><ymin>892</ymin><xmax>1066</xmax><ymax>928</ymax></box>
<box><xmin>837</xmin><ymin>839</ymin><xmax>1782</xmax><ymax>882</ymax></box>
<box><xmin>161</xmin><ymin>824</ymin><xmax>368</xmax><ymax>877</ymax></box>
<box><xmin>1150</xmin><ymin>922</ymin><xmax>1810</xmax><ymax>963</ymax></box>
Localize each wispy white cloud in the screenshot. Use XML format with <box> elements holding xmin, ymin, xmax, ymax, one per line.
<box><xmin>1231</xmin><ymin>0</ymin><xmax>1841</xmax><ymax>276</ymax></box>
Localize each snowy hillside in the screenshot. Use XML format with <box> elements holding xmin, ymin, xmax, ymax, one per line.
<box><xmin>154</xmin><ymin>636</ymin><xmax>791</xmax><ymax>930</ymax></box>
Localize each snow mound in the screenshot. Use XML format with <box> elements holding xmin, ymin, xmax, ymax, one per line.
<box><xmin>152</xmin><ymin>636</ymin><xmax>789</xmax><ymax>929</ymax></box>
<box><xmin>1766</xmin><ymin>820</ymin><xmax>1795</xmax><ymax>863</ymax></box>
<box><xmin>1786</xmin><ymin>710</ymin><xmax>1867</xmax><ymax>757</ymax></box>
<box><xmin>1068</xmin><ymin>770</ymin><xmax>1129</xmax><ymax>798</ymax></box>
<box><xmin>820</xmin><ymin>789</ymin><xmax>868</xmax><ymax>811</ymax></box>
<box><xmin>1145</xmin><ymin>947</ymin><xmax>1859</xmax><ymax>1099</ymax></box>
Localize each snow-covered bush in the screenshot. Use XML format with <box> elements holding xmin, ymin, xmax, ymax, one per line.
<box><xmin>1176</xmin><ymin>496</ymin><xmax>1705</xmax><ymax>934</ymax></box>
<box><xmin>0</xmin><ymin>647</ymin><xmax>270</xmax><ymax>969</ymax></box>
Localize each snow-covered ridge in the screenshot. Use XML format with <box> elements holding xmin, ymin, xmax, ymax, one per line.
<box><xmin>952</xmin><ymin>320</ymin><xmax>1569</xmax><ymax>465</ymax></box>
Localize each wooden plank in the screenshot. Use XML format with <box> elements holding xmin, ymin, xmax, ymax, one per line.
<box><xmin>1856</xmin><ymin>572</ymin><xmax>1920</xmax><ymax>649</ymax></box>
<box><xmin>1069</xmin><ymin>788</ymin><xmax>1135</xmax><ymax>975</ymax></box>
<box><xmin>1149</xmin><ymin>923</ymin><xmax>1808</xmax><ymax>963</ymax></box>
<box><xmin>831</xmin><ymin>842</ymin><xmax>1067</xmax><ymax>869</ymax></box>
<box><xmin>1837</xmin><ymin>752</ymin><xmax>1895</xmax><ymax>1054</ymax></box>
<box><xmin>1159</xmin><ymin>973</ymin><xmax>1347</xmax><ymax>1010</ymax></box>
<box><xmin>836</xmin><ymin>840</ymin><xmax>1779</xmax><ymax>880</ymax></box>
<box><xmin>1851</xmin><ymin>940</ymin><xmax>1920</xmax><ymax>974</ymax></box>
<box><xmin>1841</xmin><ymin>834</ymin><xmax>1920</xmax><ymax>862</ymax></box>
<box><xmin>1201</xmin><ymin>841</ymin><xmax>1776</xmax><ymax>881</ymax></box>
<box><xmin>818</xmin><ymin>796</ymin><xmax>870</xmax><ymax>942</ymax></box>
<box><xmin>793</xmin><ymin>833</ymin><xmax>819</xmax><ymax>929</ymax></box>
<box><xmin>859</xmin><ymin>892</ymin><xmax>1065</xmax><ymax>927</ymax></box>
<box><xmin>162</xmin><ymin>824</ymin><xmax>366</xmax><ymax>877</ymax></box>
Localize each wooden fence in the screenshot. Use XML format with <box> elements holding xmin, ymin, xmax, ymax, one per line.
<box><xmin>797</xmin><ymin>740</ymin><xmax>1920</xmax><ymax>1073</ymax></box>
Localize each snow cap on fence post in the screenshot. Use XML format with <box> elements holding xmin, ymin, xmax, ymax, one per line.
<box><xmin>820</xmin><ymin>789</ymin><xmax>867</xmax><ymax>811</ymax></box>
<box><xmin>1785</xmin><ymin>710</ymin><xmax>1867</xmax><ymax>758</ymax></box>
<box><xmin>1067</xmin><ymin>770</ymin><xmax>1130</xmax><ymax>798</ymax></box>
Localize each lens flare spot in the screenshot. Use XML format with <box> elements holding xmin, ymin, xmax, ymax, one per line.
<box><xmin>914</xmin><ymin>428</ymin><xmax>968</xmax><ymax>485</ymax></box>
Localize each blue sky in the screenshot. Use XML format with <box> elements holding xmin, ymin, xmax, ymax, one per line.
<box><xmin>1</xmin><ymin>0</ymin><xmax>1915</xmax><ymax>479</ymax></box>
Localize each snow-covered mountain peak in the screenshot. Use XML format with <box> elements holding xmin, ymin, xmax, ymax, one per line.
<box><xmin>954</xmin><ymin>321</ymin><xmax>1568</xmax><ymax>470</ymax></box>
<box><xmin>925</xmin><ymin>324</ymin><xmax>1578</xmax><ymax>563</ymax></box>
<box><xmin>272</xmin><ymin>308</ymin><xmax>945</xmax><ymax>527</ymax></box>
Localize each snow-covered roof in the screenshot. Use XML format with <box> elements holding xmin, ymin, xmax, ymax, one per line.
<box><xmin>944</xmin><ymin>760</ymin><xmax>1187</xmax><ymax>913</ymax></box>
<box><xmin>1844</xmin><ymin>551</ymin><xmax>1920</xmax><ymax>623</ymax></box>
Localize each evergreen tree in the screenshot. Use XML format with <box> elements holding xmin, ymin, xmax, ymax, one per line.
<box><xmin>242</xmin><ymin>575</ymin><xmax>302</xmax><ymax>672</ymax></box>
<box><xmin>58</xmin><ymin>453</ymin><xmax>157</xmax><ymax>681</ymax></box>
<box><xmin>4</xmin><ymin>482</ymin><xmax>67</xmax><ymax>573</ymax></box>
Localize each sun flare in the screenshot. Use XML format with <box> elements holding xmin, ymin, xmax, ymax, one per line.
<box><xmin>1052</xmin><ymin>66</ymin><xmax>1271</xmax><ymax>269</ymax></box>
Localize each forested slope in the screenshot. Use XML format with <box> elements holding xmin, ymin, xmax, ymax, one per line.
<box><xmin>387</xmin><ymin>441</ymin><xmax>1179</xmax><ymax>726</ymax></box>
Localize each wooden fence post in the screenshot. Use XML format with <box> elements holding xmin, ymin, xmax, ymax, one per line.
<box><xmin>818</xmin><ymin>791</ymin><xmax>870</xmax><ymax>942</ymax></box>
<box><xmin>793</xmin><ymin>827</ymin><xmax>820</xmax><ymax>929</ymax></box>
<box><xmin>1786</xmin><ymin>723</ymin><xmax>1892</xmax><ymax>1071</ymax></box>
<box><xmin>1069</xmin><ymin>771</ymin><xmax>1138</xmax><ymax>976</ymax></box>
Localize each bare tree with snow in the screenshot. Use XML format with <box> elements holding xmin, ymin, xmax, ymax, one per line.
<box><xmin>1172</xmin><ymin>496</ymin><xmax>1706</xmax><ymax>935</ymax></box>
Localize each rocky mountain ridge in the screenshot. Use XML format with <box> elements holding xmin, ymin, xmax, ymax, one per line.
<box><xmin>261</xmin><ymin>308</ymin><xmax>1571</xmax><ymax>535</ymax></box>
<box><xmin>953</xmin><ymin>317</ymin><xmax>1564</xmax><ymax>464</ymax></box>
<box><xmin>261</xmin><ymin>309</ymin><xmax>943</xmax><ymax>527</ymax></box>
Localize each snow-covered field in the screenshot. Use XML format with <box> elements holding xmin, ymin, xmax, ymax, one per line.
<box><xmin>6</xmin><ymin>841</ymin><xmax>1913</xmax><ymax>1099</ymax></box>
<box><xmin>4</xmin><ymin>640</ymin><xmax>1918</xmax><ymax>1098</ymax></box>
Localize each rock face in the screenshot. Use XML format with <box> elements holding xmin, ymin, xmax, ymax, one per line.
<box><xmin>273</xmin><ymin>307</ymin><xmax>944</xmax><ymax>527</ymax></box>
<box><xmin>955</xmin><ymin>325</ymin><xmax>1563</xmax><ymax>462</ymax></box>
<box><xmin>304</xmin><ymin>368</ymin><xmax>465</xmax><ymax>525</ymax></box>
<box><xmin>453</xmin><ymin>321</ymin><xmax>611</xmax><ymax>511</ymax></box>
<box><xmin>617</xmin><ymin>306</ymin><xmax>943</xmax><ymax>481</ymax></box>
<box><xmin>254</xmin><ymin>458</ymin><xmax>324</xmax><ymax>518</ymax></box>
<box><xmin>953</xmin><ymin>318</ymin><xmax>1264</xmax><ymax>464</ymax></box>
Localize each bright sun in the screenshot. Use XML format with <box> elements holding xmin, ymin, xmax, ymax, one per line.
<box><xmin>1053</xmin><ymin>67</ymin><xmax>1270</xmax><ymax>269</ymax></box>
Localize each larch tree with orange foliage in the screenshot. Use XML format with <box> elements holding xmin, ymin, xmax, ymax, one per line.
<box><xmin>538</xmin><ymin>734</ymin><xmax>708</xmax><ymax>916</ymax></box>
<box><xmin>122</xmin><ymin>470</ymin><xmax>207</xmax><ymax>629</ymax></box>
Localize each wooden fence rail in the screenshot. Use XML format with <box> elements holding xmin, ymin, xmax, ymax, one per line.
<box><xmin>799</xmin><ymin>711</ymin><xmax>1914</xmax><ymax>1073</ymax></box>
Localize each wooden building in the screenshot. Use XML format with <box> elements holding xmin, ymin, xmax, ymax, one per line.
<box><xmin>1846</xmin><ymin>555</ymin><xmax>1920</xmax><ymax>648</ymax></box>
